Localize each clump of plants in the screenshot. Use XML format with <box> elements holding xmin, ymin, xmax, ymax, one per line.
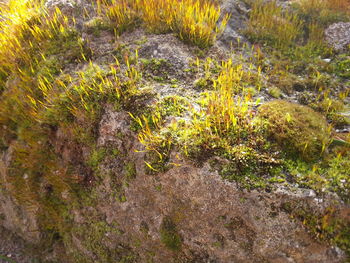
<box><xmin>134</xmin><ymin>58</ymin><xmax>277</xmax><ymax>179</ymax></box>
<box><xmin>245</xmin><ymin>0</ymin><xmax>303</xmax><ymax>48</ymax></box>
<box><xmin>294</xmin><ymin>0</ymin><xmax>350</xmax><ymax>26</ymax></box>
<box><xmin>104</xmin><ymin>0</ymin><xmax>229</xmax><ymax>48</ymax></box>
<box><xmin>258</xmin><ymin>100</ymin><xmax>332</xmax><ymax>161</ymax></box>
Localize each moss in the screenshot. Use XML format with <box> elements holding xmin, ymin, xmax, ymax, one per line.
<box><xmin>44</xmin><ymin>29</ymin><xmax>91</xmax><ymax>63</ymax></box>
<box><xmin>157</xmin><ymin>96</ymin><xmax>189</xmax><ymax>118</ymax></box>
<box><xmin>194</xmin><ymin>76</ymin><xmax>214</xmax><ymax>90</ymax></box>
<box><xmin>333</xmin><ymin>56</ymin><xmax>350</xmax><ymax>79</ymax></box>
<box><xmin>286</xmin><ymin>151</ymin><xmax>350</xmax><ymax>202</ymax></box>
<box><xmin>125</xmin><ymin>162</ymin><xmax>137</xmax><ymax>179</ymax></box>
<box><xmin>245</xmin><ymin>0</ymin><xmax>303</xmax><ymax>49</ymax></box>
<box><xmin>70</xmin><ymin>220</ymin><xmax>125</xmax><ymax>263</ymax></box>
<box><xmin>282</xmin><ymin>202</ymin><xmax>350</xmax><ymax>257</ymax></box>
<box><xmin>259</xmin><ymin>100</ymin><xmax>331</xmax><ymax>161</ymax></box>
<box><xmin>141</xmin><ymin>58</ymin><xmax>172</xmax><ymax>82</ymax></box>
<box><xmin>268</xmin><ymin>87</ymin><xmax>282</xmax><ymax>98</ymax></box>
<box><xmin>310</xmin><ymin>98</ymin><xmax>349</xmax><ymax>128</ymax></box>
<box><xmin>84</xmin><ymin>17</ymin><xmax>113</xmax><ymax>37</ymax></box>
<box><xmin>160</xmin><ymin>216</ymin><xmax>182</xmax><ymax>251</ymax></box>
<box><xmin>88</xmin><ymin>148</ymin><xmax>107</xmax><ymax>171</ymax></box>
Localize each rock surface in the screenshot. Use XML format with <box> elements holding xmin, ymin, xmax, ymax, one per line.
<box><xmin>2</xmin><ymin>106</ymin><xmax>347</xmax><ymax>262</ymax></box>
<box><xmin>0</xmin><ymin>0</ymin><xmax>349</xmax><ymax>262</ymax></box>
<box><xmin>218</xmin><ymin>0</ymin><xmax>250</xmax><ymax>48</ymax></box>
<box><xmin>325</xmin><ymin>22</ymin><xmax>350</xmax><ymax>52</ymax></box>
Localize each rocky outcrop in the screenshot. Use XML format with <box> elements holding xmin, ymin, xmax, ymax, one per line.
<box><xmin>1</xmin><ymin>106</ymin><xmax>348</xmax><ymax>262</ymax></box>
<box><xmin>0</xmin><ymin>0</ymin><xmax>349</xmax><ymax>262</ymax></box>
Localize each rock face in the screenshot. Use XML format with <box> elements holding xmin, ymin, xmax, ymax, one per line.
<box><xmin>0</xmin><ymin>107</ymin><xmax>348</xmax><ymax>263</ymax></box>
<box><xmin>325</xmin><ymin>22</ymin><xmax>350</xmax><ymax>52</ymax></box>
<box><xmin>218</xmin><ymin>0</ymin><xmax>250</xmax><ymax>48</ymax></box>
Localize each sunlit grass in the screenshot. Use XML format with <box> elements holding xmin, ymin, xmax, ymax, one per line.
<box><xmin>105</xmin><ymin>0</ymin><xmax>229</xmax><ymax>48</ymax></box>
<box><xmin>246</xmin><ymin>0</ymin><xmax>303</xmax><ymax>48</ymax></box>
<box><xmin>295</xmin><ymin>0</ymin><xmax>350</xmax><ymax>25</ymax></box>
<box><xmin>133</xmin><ymin>58</ymin><xmax>273</xmax><ymax>175</ymax></box>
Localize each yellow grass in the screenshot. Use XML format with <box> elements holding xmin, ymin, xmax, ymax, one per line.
<box><xmin>246</xmin><ymin>0</ymin><xmax>303</xmax><ymax>48</ymax></box>
<box><xmin>105</xmin><ymin>0</ymin><xmax>229</xmax><ymax>47</ymax></box>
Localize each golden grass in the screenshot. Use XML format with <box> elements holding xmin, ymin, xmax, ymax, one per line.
<box><xmin>297</xmin><ymin>0</ymin><xmax>350</xmax><ymax>15</ymax></box>
<box><xmin>105</xmin><ymin>0</ymin><xmax>229</xmax><ymax>47</ymax></box>
<box><xmin>295</xmin><ymin>0</ymin><xmax>350</xmax><ymax>26</ymax></box>
<box><xmin>246</xmin><ymin>0</ymin><xmax>303</xmax><ymax>48</ymax></box>
<box><xmin>0</xmin><ymin>1</ymin><xmax>74</xmax><ymax>87</ymax></box>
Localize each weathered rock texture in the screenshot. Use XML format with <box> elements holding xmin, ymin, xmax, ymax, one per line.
<box><xmin>1</xmin><ymin>106</ymin><xmax>348</xmax><ymax>262</ymax></box>
<box><xmin>325</xmin><ymin>22</ymin><xmax>350</xmax><ymax>51</ymax></box>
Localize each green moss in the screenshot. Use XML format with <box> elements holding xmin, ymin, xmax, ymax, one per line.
<box><xmin>157</xmin><ymin>96</ymin><xmax>189</xmax><ymax>118</ymax></box>
<box><xmin>259</xmin><ymin>100</ymin><xmax>331</xmax><ymax>161</ymax></box>
<box><xmin>88</xmin><ymin>148</ymin><xmax>107</xmax><ymax>171</ymax></box>
<box><xmin>268</xmin><ymin>87</ymin><xmax>282</xmax><ymax>98</ymax></box>
<box><xmin>286</xmin><ymin>151</ymin><xmax>350</xmax><ymax>202</ymax></box>
<box><xmin>194</xmin><ymin>76</ymin><xmax>214</xmax><ymax>90</ymax></box>
<box><xmin>70</xmin><ymin>220</ymin><xmax>124</xmax><ymax>263</ymax></box>
<box><xmin>309</xmin><ymin>98</ymin><xmax>349</xmax><ymax>128</ymax></box>
<box><xmin>160</xmin><ymin>216</ymin><xmax>182</xmax><ymax>251</ymax></box>
<box><xmin>44</xmin><ymin>29</ymin><xmax>91</xmax><ymax>63</ymax></box>
<box><xmin>125</xmin><ymin>162</ymin><xmax>137</xmax><ymax>179</ymax></box>
<box><xmin>84</xmin><ymin>17</ymin><xmax>113</xmax><ymax>37</ymax></box>
<box><xmin>333</xmin><ymin>56</ymin><xmax>350</xmax><ymax>79</ymax></box>
<box><xmin>282</xmin><ymin>202</ymin><xmax>350</xmax><ymax>257</ymax></box>
<box><xmin>141</xmin><ymin>58</ymin><xmax>172</xmax><ymax>82</ymax></box>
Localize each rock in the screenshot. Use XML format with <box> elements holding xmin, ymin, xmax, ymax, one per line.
<box><xmin>137</xmin><ymin>33</ymin><xmax>194</xmax><ymax>78</ymax></box>
<box><xmin>97</xmin><ymin>105</ymin><xmax>134</xmax><ymax>147</ymax></box>
<box><xmin>45</xmin><ymin>0</ymin><xmax>78</xmax><ymax>14</ymax></box>
<box><xmin>325</xmin><ymin>22</ymin><xmax>350</xmax><ymax>52</ymax></box>
<box><xmin>218</xmin><ymin>0</ymin><xmax>250</xmax><ymax>48</ymax></box>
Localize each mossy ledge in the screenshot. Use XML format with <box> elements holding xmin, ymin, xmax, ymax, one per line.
<box><xmin>0</xmin><ymin>0</ymin><xmax>349</xmax><ymax>262</ymax></box>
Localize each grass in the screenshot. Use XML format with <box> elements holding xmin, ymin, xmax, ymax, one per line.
<box><xmin>104</xmin><ymin>0</ymin><xmax>229</xmax><ymax>48</ymax></box>
<box><xmin>245</xmin><ymin>0</ymin><xmax>303</xmax><ymax>48</ymax></box>
<box><xmin>295</xmin><ymin>0</ymin><xmax>350</xmax><ymax>25</ymax></box>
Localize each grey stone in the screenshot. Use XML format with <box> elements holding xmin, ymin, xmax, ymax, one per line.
<box><xmin>325</xmin><ymin>22</ymin><xmax>350</xmax><ymax>52</ymax></box>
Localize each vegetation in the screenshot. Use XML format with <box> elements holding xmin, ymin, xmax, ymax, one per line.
<box><xmin>259</xmin><ymin>100</ymin><xmax>332</xmax><ymax>161</ymax></box>
<box><xmin>160</xmin><ymin>216</ymin><xmax>182</xmax><ymax>251</ymax></box>
<box><xmin>246</xmin><ymin>0</ymin><xmax>303</xmax><ymax>48</ymax></box>
<box><xmin>0</xmin><ymin>0</ymin><xmax>349</xmax><ymax>261</ymax></box>
<box><xmin>105</xmin><ymin>0</ymin><xmax>229</xmax><ymax>47</ymax></box>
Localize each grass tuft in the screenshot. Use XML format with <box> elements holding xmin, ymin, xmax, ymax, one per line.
<box><xmin>104</xmin><ymin>0</ymin><xmax>229</xmax><ymax>48</ymax></box>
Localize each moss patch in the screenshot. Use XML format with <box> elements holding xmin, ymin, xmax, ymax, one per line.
<box><xmin>160</xmin><ymin>216</ymin><xmax>182</xmax><ymax>251</ymax></box>
<box><xmin>259</xmin><ymin>100</ymin><xmax>331</xmax><ymax>161</ymax></box>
